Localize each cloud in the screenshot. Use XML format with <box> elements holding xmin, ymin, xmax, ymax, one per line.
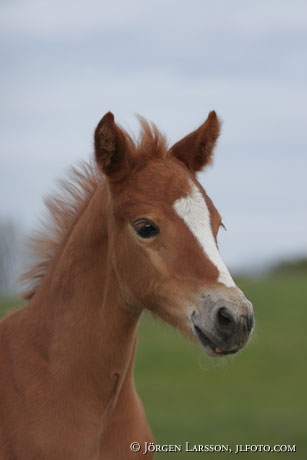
<box><xmin>1</xmin><ymin>0</ymin><xmax>307</xmax><ymax>41</ymax></box>
<box><xmin>0</xmin><ymin>0</ymin><xmax>306</xmax><ymax>272</ymax></box>
<box><xmin>0</xmin><ymin>0</ymin><xmax>145</xmax><ymax>39</ymax></box>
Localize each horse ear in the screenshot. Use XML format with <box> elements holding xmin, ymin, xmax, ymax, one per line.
<box><xmin>94</xmin><ymin>112</ymin><xmax>131</xmax><ymax>180</ymax></box>
<box><xmin>169</xmin><ymin>111</ymin><xmax>221</xmax><ymax>172</ymax></box>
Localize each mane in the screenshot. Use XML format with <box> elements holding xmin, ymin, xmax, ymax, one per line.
<box><xmin>20</xmin><ymin>118</ymin><xmax>168</xmax><ymax>301</ymax></box>
<box><xmin>136</xmin><ymin>116</ymin><xmax>168</xmax><ymax>160</ymax></box>
<box><xmin>19</xmin><ymin>161</ymin><xmax>102</xmax><ymax>300</ymax></box>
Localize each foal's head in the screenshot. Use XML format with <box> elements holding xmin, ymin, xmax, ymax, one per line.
<box><xmin>94</xmin><ymin>112</ymin><xmax>254</xmax><ymax>356</ymax></box>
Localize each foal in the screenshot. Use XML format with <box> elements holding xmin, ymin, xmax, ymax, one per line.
<box><xmin>0</xmin><ymin>111</ymin><xmax>254</xmax><ymax>459</ymax></box>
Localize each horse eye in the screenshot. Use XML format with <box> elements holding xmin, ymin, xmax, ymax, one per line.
<box><xmin>133</xmin><ymin>219</ymin><xmax>160</xmax><ymax>239</ymax></box>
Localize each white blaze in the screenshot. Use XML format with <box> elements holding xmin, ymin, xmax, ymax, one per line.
<box><xmin>173</xmin><ymin>180</ymin><xmax>235</xmax><ymax>288</ymax></box>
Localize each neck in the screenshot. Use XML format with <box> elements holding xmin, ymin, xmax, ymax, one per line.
<box><xmin>28</xmin><ymin>181</ymin><xmax>141</xmax><ymax>421</ymax></box>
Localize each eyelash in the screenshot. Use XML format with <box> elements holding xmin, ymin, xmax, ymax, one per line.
<box><xmin>133</xmin><ymin>219</ymin><xmax>160</xmax><ymax>239</ymax></box>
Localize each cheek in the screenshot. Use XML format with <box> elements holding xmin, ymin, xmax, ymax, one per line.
<box><xmin>111</xmin><ymin>232</ymin><xmax>163</xmax><ymax>299</ymax></box>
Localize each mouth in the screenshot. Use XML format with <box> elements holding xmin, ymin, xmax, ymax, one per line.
<box><xmin>193</xmin><ymin>325</ymin><xmax>238</xmax><ymax>357</ymax></box>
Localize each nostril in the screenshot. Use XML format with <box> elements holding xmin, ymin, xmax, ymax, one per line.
<box><xmin>216</xmin><ymin>307</ymin><xmax>236</xmax><ymax>332</ymax></box>
<box><xmin>239</xmin><ymin>314</ymin><xmax>254</xmax><ymax>333</ymax></box>
<box><xmin>246</xmin><ymin>314</ymin><xmax>254</xmax><ymax>333</ymax></box>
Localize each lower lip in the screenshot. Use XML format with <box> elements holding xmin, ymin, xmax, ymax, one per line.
<box><xmin>193</xmin><ymin>325</ymin><xmax>238</xmax><ymax>356</ymax></box>
<box><xmin>193</xmin><ymin>325</ymin><xmax>221</xmax><ymax>355</ymax></box>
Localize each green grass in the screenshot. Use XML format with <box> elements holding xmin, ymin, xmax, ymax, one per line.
<box><xmin>0</xmin><ymin>296</ymin><xmax>24</xmax><ymax>318</ymax></box>
<box><xmin>1</xmin><ymin>275</ymin><xmax>306</xmax><ymax>458</ymax></box>
<box><xmin>134</xmin><ymin>275</ymin><xmax>307</xmax><ymax>459</ymax></box>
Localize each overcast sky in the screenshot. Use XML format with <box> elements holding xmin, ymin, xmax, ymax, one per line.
<box><xmin>0</xmin><ymin>0</ymin><xmax>306</xmax><ymax>279</ymax></box>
